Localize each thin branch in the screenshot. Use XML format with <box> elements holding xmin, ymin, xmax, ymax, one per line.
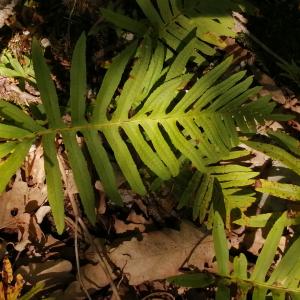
<box><xmin>77</xmin><ymin>217</ymin><xmax>121</xmax><ymax>300</ymax></box>
<box><xmin>57</xmin><ymin>152</ymin><xmax>92</xmax><ymax>300</ymax></box>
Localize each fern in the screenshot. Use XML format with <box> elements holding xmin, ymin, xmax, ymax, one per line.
<box><xmin>0</xmin><ymin>33</ymin><xmax>280</xmax><ymax>233</ymax></box>
<box><xmin>170</xmin><ymin>212</ymin><xmax>300</xmax><ymax>299</ymax></box>
<box><xmin>177</xmin><ymin>130</ymin><xmax>300</xmax><ymax>228</ymax></box>
<box><xmin>234</xmin><ymin>131</ymin><xmax>300</xmax><ymax>227</ymax></box>
<box><xmin>177</xmin><ymin>150</ymin><xmax>258</xmax><ymax>228</ymax></box>
<box><xmin>0</xmin><ymin>50</ymin><xmax>35</xmax><ymax>84</ymax></box>
<box><xmin>101</xmin><ymin>0</ymin><xmax>252</xmax><ymax>64</ymax></box>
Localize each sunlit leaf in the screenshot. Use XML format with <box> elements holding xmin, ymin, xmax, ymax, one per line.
<box><xmin>168</xmin><ymin>273</ymin><xmax>215</xmax><ymax>288</ymax></box>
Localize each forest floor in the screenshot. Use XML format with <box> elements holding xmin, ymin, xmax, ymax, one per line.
<box><xmin>0</xmin><ymin>0</ymin><xmax>300</xmax><ymax>299</ymax></box>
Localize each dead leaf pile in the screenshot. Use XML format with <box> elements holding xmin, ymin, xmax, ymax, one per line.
<box><xmin>0</xmin><ymin>145</ymin><xmax>49</xmax><ymax>251</ymax></box>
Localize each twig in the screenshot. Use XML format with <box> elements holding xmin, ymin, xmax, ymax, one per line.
<box><xmin>66</xmin><ymin>0</ymin><xmax>77</xmax><ymax>49</ymax></box>
<box><xmin>57</xmin><ymin>153</ymin><xmax>92</xmax><ymax>300</ymax></box>
<box><xmin>77</xmin><ymin>217</ymin><xmax>122</xmax><ymax>300</ymax></box>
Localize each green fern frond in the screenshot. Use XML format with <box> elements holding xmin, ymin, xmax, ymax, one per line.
<box><xmin>177</xmin><ymin>150</ymin><xmax>258</xmax><ymax>228</ymax></box>
<box><xmin>101</xmin><ymin>0</ymin><xmax>248</xmax><ymax>64</ymax></box>
<box><xmin>0</xmin><ymin>34</ymin><xmax>278</xmax><ymax>232</ymax></box>
<box><xmin>241</xmin><ymin>132</ymin><xmax>300</xmax><ymax>204</ymax></box>
<box><xmin>0</xmin><ymin>50</ymin><xmax>35</xmax><ymax>84</ymax></box>
<box><xmin>244</xmin><ymin>139</ymin><xmax>300</xmax><ymax>176</ymax></box>
<box><xmin>256</xmin><ymin>180</ymin><xmax>300</xmax><ymax>201</ymax></box>
<box><xmin>170</xmin><ymin>212</ymin><xmax>300</xmax><ymax>299</ymax></box>
<box><xmin>268</xmin><ymin>130</ymin><xmax>300</xmax><ymax>157</ymax></box>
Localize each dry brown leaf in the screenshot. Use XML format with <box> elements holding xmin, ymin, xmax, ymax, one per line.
<box><xmin>63</xmin><ymin>262</ymin><xmax>116</xmax><ymax>299</ymax></box>
<box><xmin>0</xmin><ymin>170</ymin><xmax>46</xmax><ymax>251</ymax></box>
<box><xmin>14</xmin><ymin>213</ymin><xmax>31</xmax><ymax>252</ymax></box>
<box><xmin>114</xmin><ymin>217</ymin><xmax>146</xmax><ymax>234</ymax></box>
<box><xmin>0</xmin><ymin>171</ymin><xmax>28</xmax><ymax>229</ymax></box>
<box><xmin>109</xmin><ymin>221</ymin><xmax>214</xmax><ymax>285</ymax></box>
<box><xmin>79</xmin><ymin>263</ymin><xmax>115</xmax><ymax>290</ymax></box>
<box><xmin>63</xmin><ymin>281</ymin><xmax>85</xmax><ymax>300</ymax></box>
<box><xmin>114</xmin><ymin>211</ymin><xmax>151</xmax><ymax>234</ymax></box>
<box><xmin>26</xmin><ymin>145</ymin><xmax>45</xmax><ymax>187</ymax></box>
<box><xmin>17</xmin><ymin>259</ymin><xmax>73</xmax><ymax>288</ymax></box>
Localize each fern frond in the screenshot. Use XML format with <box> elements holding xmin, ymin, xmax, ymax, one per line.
<box><xmin>0</xmin><ymin>50</ymin><xmax>35</xmax><ymax>84</ymax></box>
<box><xmin>101</xmin><ymin>0</ymin><xmax>247</xmax><ymax>63</ymax></box>
<box><xmin>0</xmin><ymin>34</ymin><xmax>278</xmax><ymax>232</ymax></box>
<box><xmin>256</xmin><ymin>180</ymin><xmax>300</xmax><ymax>201</ymax></box>
<box><xmin>268</xmin><ymin>130</ymin><xmax>300</xmax><ymax>156</ymax></box>
<box><xmin>243</xmin><ymin>138</ymin><xmax>300</xmax><ymax>176</ymax></box>
<box><xmin>170</xmin><ymin>212</ymin><xmax>300</xmax><ymax>299</ymax></box>
<box><xmin>42</xmin><ymin>134</ymin><xmax>65</xmax><ymax>233</ymax></box>
<box><xmin>177</xmin><ymin>150</ymin><xmax>258</xmax><ymax>228</ymax></box>
<box><xmin>0</xmin><ymin>140</ymin><xmax>33</xmax><ymax>193</ymax></box>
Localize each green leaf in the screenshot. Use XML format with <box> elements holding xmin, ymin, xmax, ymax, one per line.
<box><xmin>137</xmin><ymin>0</ymin><xmax>164</xmax><ymax>28</ymax></box>
<box><xmin>62</xmin><ymin>132</ymin><xmax>96</xmax><ymax>224</ymax></box>
<box><xmin>92</xmin><ymin>41</ymin><xmax>138</xmax><ymax>123</ymax></box>
<box><xmin>0</xmin><ymin>139</ymin><xmax>33</xmax><ymax>192</ymax></box>
<box><xmin>0</xmin><ymin>141</ymin><xmax>17</xmax><ymax>159</ymax></box>
<box><xmin>178</xmin><ymin>158</ymin><xmax>258</xmax><ymax>227</ymax></box>
<box><xmin>70</xmin><ymin>32</ymin><xmax>87</xmax><ymax>125</ymax></box>
<box><xmin>171</xmin><ymin>56</ymin><xmax>233</xmax><ymax>114</ymax></box>
<box><xmin>0</xmin><ymin>124</ymin><xmax>33</xmax><ymax>139</ymax></box>
<box><xmin>112</xmin><ymin>36</ymin><xmax>152</xmax><ymax>120</ymax></box>
<box><xmin>166</xmin><ymin>37</ymin><xmax>197</xmax><ymax>81</ymax></box>
<box><xmin>256</xmin><ymin>180</ymin><xmax>300</xmax><ymax>201</ymax></box>
<box><xmin>32</xmin><ymin>38</ymin><xmax>63</xmax><ymax>128</ymax></box>
<box><xmin>18</xmin><ymin>282</ymin><xmax>45</xmax><ymax>300</ymax></box>
<box><xmin>7</xmin><ymin>53</ymin><xmax>25</xmax><ymax>75</ymax></box>
<box><xmin>168</xmin><ymin>273</ymin><xmax>215</xmax><ymax>288</ymax></box>
<box><xmin>233</xmin><ymin>254</ymin><xmax>250</xmax><ymax>300</ymax></box>
<box><xmin>0</xmin><ymin>99</ymin><xmax>43</xmax><ymax>132</ymax></box>
<box><xmin>244</xmin><ymin>140</ymin><xmax>300</xmax><ymax>176</ymax></box>
<box><xmin>83</xmin><ymin>129</ymin><xmax>122</xmax><ymax>205</ymax></box>
<box><xmin>234</xmin><ymin>213</ymin><xmax>274</xmax><ymax>227</ymax></box>
<box><xmin>177</xmin><ymin>171</ymin><xmax>202</xmax><ymax>209</ymax></box>
<box><xmin>233</xmin><ymin>254</ymin><xmax>248</xmax><ymax>280</ymax></box>
<box><xmin>213</xmin><ymin>211</ymin><xmax>229</xmax><ymax>276</ymax></box>
<box><xmin>0</xmin><ymin>67</ymin><xmax>20</xmax><ymax>77</ymax></box>
<box><xmin>137</xmin><ymin>41</ymin><xmax>165</xmax><ymax>101</ymax></box>
<box><xmin>251</xmin><ymin>212</ymin><xmax>287</xmax><ymax>282</ymax></box>
<box><xmin>193</xmin><ymin>174</ymin><xmax>214</xmax><ymax>221</ymax></box>
<box><xmin>1</xmin><ymin>35</ymin><xmax>277</xmax><ymax>237</ymax></box>
<box><xmin>216</xmin><ymin>281</ymin><xmax>230</xmax><ymax>300</ymax></box>
<box><xmin>101</xmin><ymin>8</ymin><xmax>147</xmax><ymax>35</ymax></box>
<box><xmin>269</xmin><ymin>130</ymin><xmax>300</xmax><ymax>156</ymax></box>
<box><xmin>268</xmin><ymin>236</ymin><xmax>300</xmax><ymax>288</ymax></box>
<box><xmin>102</xmin><ymin>0</ymin><xmax>246</xmax><ymax>64</ymax></box>
<box><xmin>102</xmin><ymin>127</ymin><xmax>146</xmax><ymax>195</ymax></box>
<box><xmin>122</xmin><ymin>123</ymin><xmax>171</xmax><ymax>179</ymax></box>
<box><xmin>157</xmin><ymin>0</ymin><xmax>173</xmax><ymax>23</ymax></box>
<box><xmin>42</xmin><ymin>134</ymin><xmax>65</xmax><ymax>234</ymax></box>
<box><xmin>141</xmin><ymin>121</ymin><xmax>180</xmax><ymax>176</ymax></box>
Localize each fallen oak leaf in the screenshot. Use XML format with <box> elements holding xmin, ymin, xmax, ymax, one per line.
<box><xmin>109</xmin><ymin>221</ymin><xmax>214</xmax><ymax>285</ymax></box>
